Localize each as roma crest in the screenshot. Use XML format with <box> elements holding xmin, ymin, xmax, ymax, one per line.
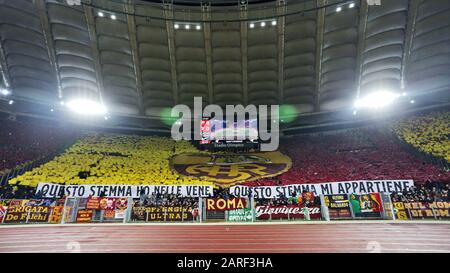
<box><xmin>170</xmin><ymin>151</ymin><xmax>291</xmax><ymax>187</ymax></box>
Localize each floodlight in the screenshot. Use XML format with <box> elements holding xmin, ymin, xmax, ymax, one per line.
<box><xmin>354</xmin><ymin>91</ymin><xmax>399</xmax><ymax>109</ymax></box>
<box><xmin>66</xmin><ymin>99</ymin><xmax>107</xmax><ymax>115</ymax></box>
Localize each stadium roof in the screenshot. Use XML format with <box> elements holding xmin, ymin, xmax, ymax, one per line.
<box><xmin>0</xmin><ymin>0</ymin><xmax>449</xmax><ymax>132</ymax></box>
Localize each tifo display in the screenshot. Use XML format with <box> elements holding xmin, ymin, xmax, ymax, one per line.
<box><xmin>0</xmin><ymin>111</ymin><xmax>449</xmax><ymax>222</ymax></box>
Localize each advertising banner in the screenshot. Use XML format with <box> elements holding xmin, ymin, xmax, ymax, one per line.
<box><xmin>349</xmin><ymin>193</ymin><xmax>383</xmax><ymax>218</ymax></box>
<box><xmin>227</xmin><ymin>208</ymin><xmax>253</xmax><ymax>222</ymax></box>
<box><xmin>323</xmin><ymin>194</ymin><xmax>352</xmax><ymax>219</ymax></box>
<box><xmin>255</xmin><ymin>205</ymin><xmax>321</xmax><ymax>220</ymax></box>
<box><xmin>206</xmin><ymin>198</ymin><xmax>247</xmax><ymax>211</ymax></box>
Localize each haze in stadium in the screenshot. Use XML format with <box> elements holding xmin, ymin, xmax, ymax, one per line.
<box><xmin>0</xmin><ymin>0</ymin><xmax>450</xmax><ymax>261</ymax></box>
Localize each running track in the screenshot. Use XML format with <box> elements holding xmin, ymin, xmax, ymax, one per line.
<box><xmin>1</xmin><ymin>222</ymin><xmax>450</xmax><ymax>253</ymax></box>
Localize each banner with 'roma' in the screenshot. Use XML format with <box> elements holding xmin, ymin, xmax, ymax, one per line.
<box><xmin>206</xmin><ymin>198</ymin><xmax>248</xmax><ymax>211</ymax></box>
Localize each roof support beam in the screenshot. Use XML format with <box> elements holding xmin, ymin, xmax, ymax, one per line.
<box><xmin>240</xmin><ymin>3</ymin><xmax>248</xmax><ymax>105</ymax></box>
<box><xmin>164</xmin><ymin>4</ymin><xmax>179</xmax><ymax>105</ymax></box>
<box><xmin>125</xmin><ymin>2</ymin><xmax>145</xmax><ymax>115</ymax></box>
<box><xmin>34</xmin><ymin>0</ymin><xmax>63</xmax><ymax>100</ymax></box>
<box><xmin>83</xmin><ymin>5</ymin><xmax>105</xmax><ymax>103</ymax></box>
<box><xmin>0</xmin><ymin>38</ymin><xmax>10</xmax><ymax>90</ymax></box>
<box><xmin>355</xmin><ymin>0</ymin><xmax>368</xmax><ymax>99</ymax></box>
<box><xmin>202</xmin><ymin>3</ymin><xmax>214</xmax><ymax>105</ymax></box>
<box><xmin>401</xmin><ymin>0</ymin><xmax>419</xmax><ymax>90</ymax></box>
<box><xmin>314</xmin><ymin>0</ymin><xmax>326</xmax><ymax>111</ymax></box>
<box><xmin>277</xmin><ymin>0</ymin><xmax>286</xmax><ymax>105</ymax></box>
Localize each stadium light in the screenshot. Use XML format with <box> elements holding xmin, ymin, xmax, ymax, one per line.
<box><xmin>410</xmin><ymin>100</ymin><xmax>415</xmax><ymax>104</ymax></box>
<box><xmin>349</xmin><ymin>3</ymin><xmax>355</xmax><ymax>8</ymax></box>
<box><xmin>8</xmin><ymin>100</ymin><xmax>14</xmax><ymax>105</ymax></box>
<box><xmin>196</xmin><ymin>25</ymin><xmax>201</xmax><ymax>30</ymax></box>
<box><xmin>174</xmin><ymin>24</ymin><xmax>179</xmax><ymax>29</ymax></box>
<box><xmin>110</xmin><ymin>14</ymin><xmax>117</xmax><ymax>20</ymax></box>
<box><xmin>1</xmin><ymin>88</ymin><xmax>10</xmax><ymax>96</ymax></box>
<box><xmin>66</xmin><ymin>99</ymin><xmax>107</xmax><ymax>115</ymax></box>
<box><xmin>354</xmin><ymin>91</ymin><xmax>399</xmax><ymax>109</ymax></box>
<box><xmin>249</xmin><ymin>23</ymin><xmax>255</xmax><ymax>28</ymax></box>
<box><xmin>98</xmin><ymin>11</ymin><xmax>104</xmax><ymax>17</ymax></box>
<box><xmin>185</xmin><ymin>25</ymin><xmax>190</xmax><ymax>30</ymax></box>
<box><xmin>261</xmin><ymin>22</ymin><xmax>266</xmax><ymax>27</ymax></box>
<box><xmin>271</xmin><ymin>20</ymin><xmax>277</xmax><ymax>26</ymax></box>
<box><xmin>336</xmin><ymin>6</ymin><xmax>342</xmax><ymax>12</ymax></box>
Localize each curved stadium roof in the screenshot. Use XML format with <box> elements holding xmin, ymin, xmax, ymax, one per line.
<box><xmin>0</xmin><ymin>0</ymin><xmax>449</xmax><ymax>133</ymax></box>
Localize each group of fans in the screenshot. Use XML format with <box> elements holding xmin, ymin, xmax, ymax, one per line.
<box><xmin>0</xmin><ymin>119</ymin><xmax>74</xmax><ymax>177</ymax></box>
<box><xmin>394</xmin><ymin>111</ymin><xmax>450</xmax><ymax>163</ymax></box>
<box><xmin>390</xmin><ymin>181</ymin><xmax>450</xmax><ymax>203</ymax></box>
<box><xmin>8</xmin><ymin>133</ymin><xmax>213</xmax><ymax>188</ymax></box>
<box><xmin>137</xmin><ymin>191</ymin><xmax>199</xmax><ymax>208</ymax></box>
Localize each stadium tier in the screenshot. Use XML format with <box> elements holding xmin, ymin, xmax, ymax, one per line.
<box><xmin>244</xmin><ymin>125</ymin><xmax>450</xmax><ymax>187</ymax></box>
<box><xmin>4</xmin><ymin>111</ymin><xmax>449</xmax><ymax>189</ymax></box>
<box><xmin>8</xmin><ymin>133</ymin><xmax>213</xmax><ymax>187</ymax></box>
<box><xmin>0</xmin><ymin>119</ymin><xmax>75</xmax><ymax>175</ymax></box>
<box><xmin>394</xmin><ymin>111</ymin><xmax>450</xmax><ymax>162</ymax></box>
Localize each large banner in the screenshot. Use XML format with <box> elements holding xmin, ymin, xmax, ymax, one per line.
<box><xmin>206</xmin><ymin>198</ymin><xmax>247</xmax><ymax>211</ymax></box>
<box><xmin>227</xmin><ymin>208</ymin><xmax>253</xmax><ymax>222</ymax></box>
<box><xmin>255</xmin><ymin>205</ymin><xmax>321</xmax><ymax>220</ymax></box>
<box><xmin>323</xmin><ymin>194</ymin><xmax>352</xmax><ymax>219</ymax></box>
<box><xmin>349</xmin><ymin>193</ymin><xmax>383</xmax><ymax>218</ymax></box>
<box><xmin>394</xmin><ymin>201</ymin><xmax>450</xmax><ymax>220</ymax></box>
<box><xmin>230</xmin><ymin>180</ymin><xmax>414</xmax><ymax>198</ymax></box>
<box><xmin>36</xmin><ymin>183</ymin><xmax>213</xmax><ymax>198</ymax></box>
<box><xmin>3</xmin><ymin>206</ymin><xmax>52</xmax><ymax>223</ymax></box>
<box><xmin>131</xmin><ymin>204</ymin><xmax>194</xmax><ymax>222</ymax></box>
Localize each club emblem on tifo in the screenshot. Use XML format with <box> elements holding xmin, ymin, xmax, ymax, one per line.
<box><xmin>170</xmin><ymin>152</ymin><xmax>292</xmax><ymax>187</ymax></box>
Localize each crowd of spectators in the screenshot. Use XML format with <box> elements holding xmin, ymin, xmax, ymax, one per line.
<box><xmin>9</xmin><ymin>133</ymin><xmax>213</xmax><ymax>187</ymax></box>
<box><xmin>137</xmin><ymin>191</ymin><xmax>198</xmax><ymax>208</ymax></box>
<box><xmin>244</xmin><ymin>126</ymin><xmax>450</xmax><ymax>187</ymax></box>
<box><xmin>390</xmin><ymin>181</ymin><xmax>450</xmax><ymax>202</ymax></box>
<box><xmin>0</xmin><ymin>119</ymin><xmax>75</xmax><ymax>175</ymax></box>
<box><xmin>0</xmin><ymin>183</ymin><xmax>37</xmax><ymax>199</ymax></box>
<box><xmin>393</xmin><ymin>111</ymin><xmax>449</xmax><ymax>162</ymax></box>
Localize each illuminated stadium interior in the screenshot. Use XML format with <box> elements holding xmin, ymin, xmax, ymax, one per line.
<box><xmin>0</xmin><ymin>0</ymin><xmax>449</xmax><ymax>255</ymax></box>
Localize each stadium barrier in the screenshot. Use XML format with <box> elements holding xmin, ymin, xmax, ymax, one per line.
<box><xmin>1</xmin><ymin>194</ymin><xmax>450</xmax><ymax>225</ymax></box>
